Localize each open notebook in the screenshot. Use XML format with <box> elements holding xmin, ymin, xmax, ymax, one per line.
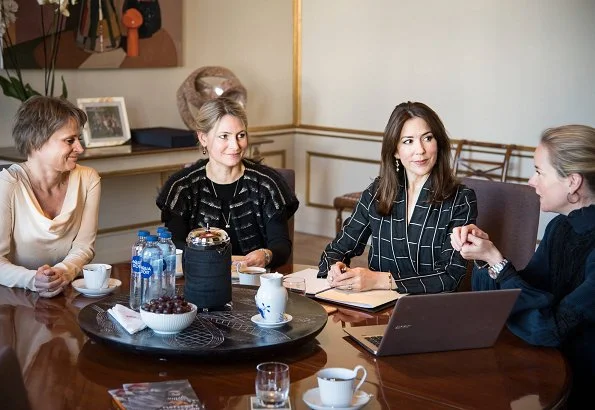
<box><xmin>285</xmin><ymin>268</ymin><xmax>402</xmax><ymax>311</ymax></box>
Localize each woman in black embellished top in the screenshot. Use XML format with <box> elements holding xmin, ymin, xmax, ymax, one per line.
<box><xmin>318</xmin><ymin>102</ymin><xmax>477</xmax><ymax>294</ymax></box>
<box><xmin>156</xmin><ymin>97</ymin><xmax>299</xmax><ymax>270</ymax></box>
<box><xmin>451</xmin><ymin>125</ymin><xmax>595</xmax><ymax>408</ymax></box>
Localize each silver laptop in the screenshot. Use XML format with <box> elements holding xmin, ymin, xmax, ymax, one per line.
<box><xmin>343</xmin><ymin>289</ymin><xmax>521</xmax><ymax>356</ymax></box>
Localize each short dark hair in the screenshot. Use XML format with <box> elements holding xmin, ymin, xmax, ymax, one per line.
<box><xmin>12</xmin><ymin>96</ymin><xmax>87</xmax><ymax>156</ymax></box>
<box><xmin>376</xmin><ymin>101</ymin><xmax>457</xmax><ymax>215</ymax></box>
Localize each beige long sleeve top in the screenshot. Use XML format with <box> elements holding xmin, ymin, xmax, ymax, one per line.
<box><xmin>0</xmin><ymin>164</ymin><xmax>101</xmax><ymax>290</ymax></box>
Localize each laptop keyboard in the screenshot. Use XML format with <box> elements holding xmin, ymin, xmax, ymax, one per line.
<box><xmin>365</xmin><ymin>335</ymin><xmax>383</xmax><ymax>347</ymax></box>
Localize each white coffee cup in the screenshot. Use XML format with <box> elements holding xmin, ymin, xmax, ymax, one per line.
<box><xmin>317</xmin><ymin>365</ymin><xmax>367</xmax><ymax>407</ymax></box>
<box><xmin>238</xmin><ymin>266</ymin><xmax>266</xmax><ymax>286</ymax></box>
<box><xmin>82</xmin><ymin>263</ymin><xmax>112</xmax><ymax>290</ymax></box>
<box><xmin>175</xmin><ymin>249</ymin><xmax>183</xmax><ymax>276</ymax></box>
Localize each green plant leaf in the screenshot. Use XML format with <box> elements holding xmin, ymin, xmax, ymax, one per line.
<box><xmin>0</xmin><ymin>75</ymin><xmax>29</xmax><ymax>101</ymax></box>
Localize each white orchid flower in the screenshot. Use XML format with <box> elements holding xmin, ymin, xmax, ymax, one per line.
<box><xmin>36</xmin><ymin>0</ymin><xmax>78</xmax><ymax>17</ymax></box>
<box><xmin>0</xmin><ymin>0</ymin><xmax>19</xmax><ymax>36</ymax></box>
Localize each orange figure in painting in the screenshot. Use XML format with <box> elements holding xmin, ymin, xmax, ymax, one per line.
<box><xmin>122</xmin><ymin>9</ymin><xmax>144</xmax><ymax>57</ymax></box>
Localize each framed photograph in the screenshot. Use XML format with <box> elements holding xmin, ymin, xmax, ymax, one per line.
<box><xmin>77</xmin><ymin>97</ymin><xmax>131</xmax><ymax>148</ymax></box>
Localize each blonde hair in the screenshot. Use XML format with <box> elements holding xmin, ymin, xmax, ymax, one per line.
<box><xmin>541</xmin><ymin>124</ymin><xmax>595</xmax><ymax>193</ymax></box>
<box><xmin>193</xmin><ymin>97</ymin><xmax>248</xmax><ymax>134</ymax></box>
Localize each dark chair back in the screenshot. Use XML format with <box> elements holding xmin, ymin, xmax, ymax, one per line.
<box><xmin>274</xmin><ymin>168</ymin><xmax>295</xmax><ymax>274</ymax></box>
<box><xmin>462</xmin><ymin>177</ymin><xmax>540</xmax><ymax>270</ymax></box>
<box><xmin>0</xmin><ymin>345</ymin><xmax>32</xmax><ymax>410</ymax></box>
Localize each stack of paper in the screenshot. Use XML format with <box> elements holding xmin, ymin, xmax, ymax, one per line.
<box><xmin>286</xmin><ymin>268</ymin><xmax>404</xmax><ymax>310</ymax></box>
<box><xmin>284</xmin><ymin>268</ymin><xmax>331</xmax><ymax>295</ymax></box>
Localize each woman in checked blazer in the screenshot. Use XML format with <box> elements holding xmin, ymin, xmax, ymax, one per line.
<box><xmin>318</xmin><ymin>101</ymin><xmax>477</xmax><ymax>294</ymax></box>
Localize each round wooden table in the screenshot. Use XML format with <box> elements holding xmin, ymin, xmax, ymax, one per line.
<box><xmin>0</xmin><ymin>264</ymin><xmax>570</xmax><ymax>409</ymax></box>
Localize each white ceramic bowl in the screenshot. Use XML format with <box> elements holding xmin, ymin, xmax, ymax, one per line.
<box><xmin>140</xmin><ymin>303</ymin><xmax>197</xmax><ymax>334</ymax></box>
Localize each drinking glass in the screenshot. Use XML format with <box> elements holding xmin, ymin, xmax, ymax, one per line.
<box><xmin>255</xmin><ymin>362</ymin><xmax>290</xmax><ymax>408</ymax></box>
<box><xmin>282</xmin><ymin>277</ymin><xmax>306</xmax><ymax>296</ymax></box>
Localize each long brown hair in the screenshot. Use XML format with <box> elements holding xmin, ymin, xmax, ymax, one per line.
<box><xmin>376</xmin><ymin>101</ymin><xmax>457</xmax><ymax>215</ymax></box>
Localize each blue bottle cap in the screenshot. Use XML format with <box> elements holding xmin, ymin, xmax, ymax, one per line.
<box><xmin>156</xmin><ymin>226</ymin><xmax>168</xmax><ymax>233</ymax></box>
<box><xmin>159</xmin><ymin>231</ymin><xmax>172</xmax><ymax>239</ymax></box>
<box><xmin>146</xmin><ymin>235</ymin><xmax>158</xmax><ymax>242</ymax></box>
<box><xmin>138</xmin><ymin>230</ymin><xmax>149</xmax><ymax>237</ymax></box>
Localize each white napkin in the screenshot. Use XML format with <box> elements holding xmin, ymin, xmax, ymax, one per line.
<box><xmin>107</xmin><ymin>304</ymin><xmax>147</xmax><ymax>334</ymax></box>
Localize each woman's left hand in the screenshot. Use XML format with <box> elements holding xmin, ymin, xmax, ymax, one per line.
<box><xmin>328</xmin><ymin>265</ymin><xmax>378</xmax><ymax>292</ymax></box>
<box><xmin>34</xmin><ymin>265</ymin><xmax>67</xmax><ymax>296</ymax></box>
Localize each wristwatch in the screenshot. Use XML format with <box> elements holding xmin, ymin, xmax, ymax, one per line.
<box><xmin>488</xmin><ymin>259</ymin><xmax>509</xmax><ymax>279</ymax></box>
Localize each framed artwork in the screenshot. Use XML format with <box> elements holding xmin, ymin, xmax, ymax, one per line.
<box><xmin>77</xmin><ymin>97</ymin><xmax>131</xmax><ymax>148</ymax></box>
<box><xmin>2</xmin><ymin>0</ymin><xmax>182</xmax><ymax>69</ymax></box>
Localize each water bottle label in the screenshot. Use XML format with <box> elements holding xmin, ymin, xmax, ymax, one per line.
<box><xmin>140</xmin><ymin>261</ymin><xmax>153</xmax><ymax>279</ymax></box>
<box><xmin>132</xmin><ymin>256</ymin><xmax>142</xmax><ymax>273</ymax></box>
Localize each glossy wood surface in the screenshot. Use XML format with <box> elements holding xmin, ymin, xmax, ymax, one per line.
<box><xmin>0</xmin><ymin>264</ymin><xmax>570</xmax><ymax>409</ymax></box>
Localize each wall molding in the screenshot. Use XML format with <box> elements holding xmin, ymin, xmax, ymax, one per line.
<box><xmin>306</xmin><ymin>151</ymin><xmax>380</xmax><ymax>209</ymax></box>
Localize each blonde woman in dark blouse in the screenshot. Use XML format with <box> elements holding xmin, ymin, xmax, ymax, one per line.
<box><xmin>157</xmin><ymin>97</ymin><xmax>298</xmax><ymax>270</ymax></box>
<box><xmin>318</xmin><ymin>102</ymin><xmax>477</xmax><ymax>294</ymax></box>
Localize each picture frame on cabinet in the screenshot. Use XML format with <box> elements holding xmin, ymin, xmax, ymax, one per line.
<box><xmin>77</xmin><ymin>97</ymin><xmax>131</xmax><ymax>148</ymax></box>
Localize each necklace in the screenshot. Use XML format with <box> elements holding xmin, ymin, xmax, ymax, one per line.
<box><xmin>210</xmin><ymin>178</ymin><xmax>240</xmax><ymax>228</ymax></box>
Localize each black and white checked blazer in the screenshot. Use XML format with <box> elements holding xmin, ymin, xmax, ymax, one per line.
<box><xmin>318</xmin><ymin>177</ymin><xmax>477</xmax><ymax>294</ymax></box>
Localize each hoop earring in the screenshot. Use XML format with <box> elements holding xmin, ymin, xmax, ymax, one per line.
<box><xmin>567</xmin><ymin>191</ymin><xmax>580</xmax><ymax>204</ymax></box>
<box><xmin>395</xmin><ymin>159</ymin><xmax>400</xmax><ymax>173</ymax></box>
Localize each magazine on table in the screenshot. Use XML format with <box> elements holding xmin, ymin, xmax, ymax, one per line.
<box><xmin>109</xmin><ymin>379</ymin><xmax>204</xmax><ymax>410</ymax></box>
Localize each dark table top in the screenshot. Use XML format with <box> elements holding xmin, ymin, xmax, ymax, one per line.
<box><xmin>78</xmin><ymin>285</ymin><xmax>327</xmax><ymax>358</ymax></box>
<box><xmin>0</xmin><ymin>264</ymin><xmax>570</xmax><ymax>409</ymax></box>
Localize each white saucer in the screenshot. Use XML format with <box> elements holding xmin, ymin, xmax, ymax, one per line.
<box><xmin>72</xmin><ymin>278</ymin><xmax>121</xmax><ymax>297</ymax></box>
<box><xmin>303</xmin><ymin>388</ymin><xmax>371</xmax><ymax>410</ymax></box>
<box><xmin>251</xmin><ymin>313</ymin><xmax>292</xmax><ymax>328</ymax></box>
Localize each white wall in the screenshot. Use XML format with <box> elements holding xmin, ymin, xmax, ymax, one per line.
<box><xmin>301</xmin><ymin>0</ymin><xmax>595</xmax><ymax>144</ymax></box>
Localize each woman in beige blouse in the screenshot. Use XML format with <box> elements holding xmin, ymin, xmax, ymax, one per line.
<box><xmin>0</xmin><ymin>96</ymin><xmax>101</xmax><ymax>297</ymax></box>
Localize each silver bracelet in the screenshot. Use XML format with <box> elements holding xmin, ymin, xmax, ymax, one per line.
<box><xmin>260</xmin><ymin>248</ymin><xmax>271</xmax><ymax>266</ymax></box>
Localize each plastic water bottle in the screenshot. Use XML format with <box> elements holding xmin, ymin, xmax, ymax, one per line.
<box><xmin>129</xmin><ymin>230</ymin><xmax>149</xmax><ymax>310</ymax></box>
<box><xmin>157</xmin><ymin>230</ymin><xmax>177</xmax><ymax>297</ymax></box>
<box><xmin>156</xmin><ymin>226</ymin><xmax>168</xmax><ymax>236</ymax></box>
<box><xmin>140</xmin><ymin>235</ymin><xmax>164</xmax><ymax>304</ymax></box>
